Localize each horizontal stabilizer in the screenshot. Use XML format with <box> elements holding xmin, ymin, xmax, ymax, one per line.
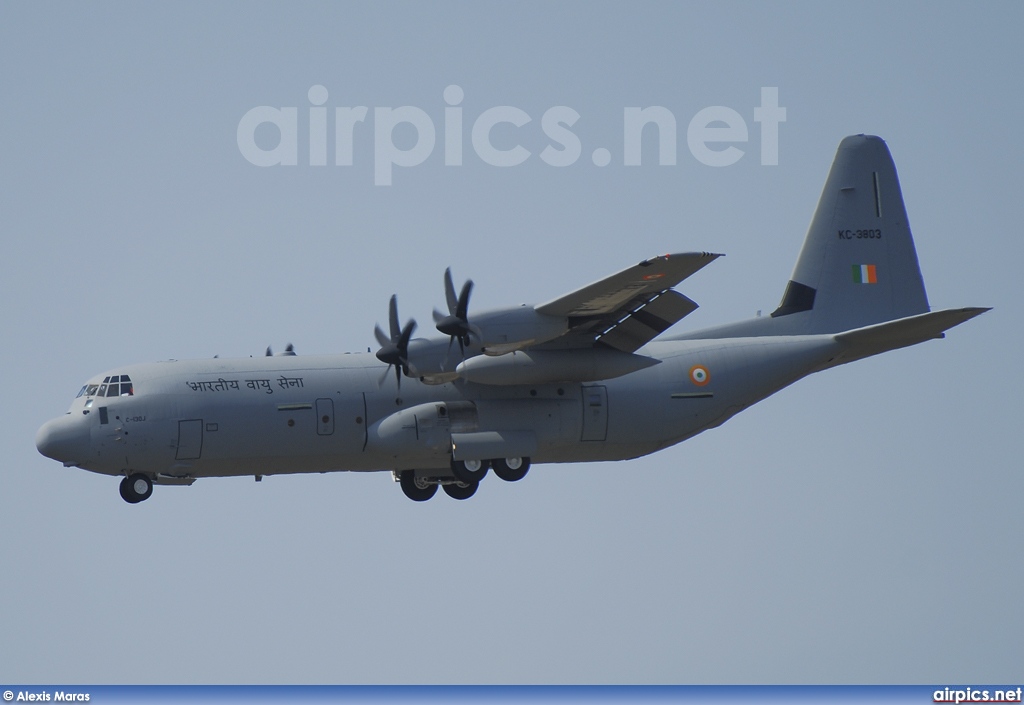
<box><xmin>831</xmin><ymin>307</ymin><xmax>990</xmax><ymax>365</ymax></box>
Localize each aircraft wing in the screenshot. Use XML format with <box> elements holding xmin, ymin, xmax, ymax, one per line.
<box><xmin>534</xmin><ymin>252</ymin><xmax>722</xmax><ymax>352</ymax></box>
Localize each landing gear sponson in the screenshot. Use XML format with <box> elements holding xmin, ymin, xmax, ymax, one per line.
<box><xmin>396</xmin><ymin>456</ymin><xmax>531</xmax><ymax>502</ymax></box>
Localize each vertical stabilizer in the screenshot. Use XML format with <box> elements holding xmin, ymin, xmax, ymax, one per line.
<box><xmin>770</xmin><ymin>134</ymin><xmax>929</xmax><ymax>333</ymax></box>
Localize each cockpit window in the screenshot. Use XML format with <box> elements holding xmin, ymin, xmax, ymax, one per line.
<box><xmin>82</xmin><ymin>375</ymin><xmax>133</xmax><ymax>398</ymax></box>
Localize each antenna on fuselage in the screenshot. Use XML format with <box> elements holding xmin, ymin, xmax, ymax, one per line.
<box><xmin>265</xmin><ymin>344</ymin><xmax>297</xmax><ymax>357</ymax></box>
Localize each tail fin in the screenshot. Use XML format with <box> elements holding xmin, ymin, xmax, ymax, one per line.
<box><xmin>672</xmin><ymin>135</ymin><xmax>989</xmax><ymax>345</ymax></box>
<box><xmin>770</xmin><ymin>134</ymin><xmax>929</xmax><ymax>333</ymax></box>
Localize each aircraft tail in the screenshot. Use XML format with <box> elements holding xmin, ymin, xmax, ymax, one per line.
<box><xmin>676</xmin><ymin>135</ymin><xmax>936</xmax><ymax>340</ymax></box>
<box><xmin>771</xmin><ymin>134</ymin><xmax>929</xmax><ymax>333</ymax></box>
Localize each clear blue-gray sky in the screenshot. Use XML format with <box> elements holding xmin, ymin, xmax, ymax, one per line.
<box><xmin>1</xmin><ymin>1</ymin><xmax>1019</xmax><ymax>684</ymax></box>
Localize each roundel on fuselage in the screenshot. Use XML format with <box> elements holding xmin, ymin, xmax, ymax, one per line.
<box><xmin>689</xmin><ymin>364</ymin><xmax>710</xmax><ymax>386</ymax></box>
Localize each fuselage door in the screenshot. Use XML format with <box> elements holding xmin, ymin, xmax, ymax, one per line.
<box><xmin>316</xmin><ymin>398</ymin><xmax>335</xmax><ymax>436</ymax></box>
<box><xmin>176</xmin><ymin>419</ymin><xmax>203</xmax><ymax>460</ymax></box>
<box><xmin>581</xmin><ymin>385</ymin><xmax>608</xmax><ymax>441</ymax></box>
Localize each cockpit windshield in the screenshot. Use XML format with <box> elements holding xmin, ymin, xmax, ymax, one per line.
<box><xmin>77</xmin><ymin>375</ymin><xmax>134</xmax><ymax>398</ymax></box>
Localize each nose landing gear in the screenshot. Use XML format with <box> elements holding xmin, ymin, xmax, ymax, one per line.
<box><xmin>119</xmin><ymin>473</ymin><xmax>153</xmax><ymax>504</ymax></box>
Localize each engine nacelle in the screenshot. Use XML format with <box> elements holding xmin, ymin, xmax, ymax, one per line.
<box><xmin>455</xmin><ymin>348</ymin><xmax>660</xmax><ymax>386</ymax></box>
<box><xmin>472</xmin><ymin>306</ymin><xmax>569</xmax><ymax>353</ymax></box>
<box><xmin>402</xmin><ymin>308</ymin><xmax>570</xmax><ymax>384</ymax></box>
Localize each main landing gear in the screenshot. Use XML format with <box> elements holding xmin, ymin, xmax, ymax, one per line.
<box><xmin>450</xmin><ymin>457</ymin><xmax>489</xmax><ymax>483</ymax></box>
<box><xmin>398</xmin><ymin>470</ymin><xmax>438</xmax><ymax>502</ymax></box>
<box><xmin>398</xmin><ymin>456</ymin><xmax>532</xmax><ymax>502</ymax></box>
<box><xmin>492</xmin><ymin>457</ymin><xmax>530</xmax><ymax>482</ymax></box>
<box><xmin>442</xmin><ymin>481</ymin><xmax>478</xmax><ymax>500</ymax></box>
<box><xmin>119</xmin><ymin>473</ymin><xmax>153</xmax><ymax>504</ymax></box>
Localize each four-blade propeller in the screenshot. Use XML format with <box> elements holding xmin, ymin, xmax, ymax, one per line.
<box><xmin>433</xmin><ymin>267</ymin><xmax>481</xmax><ymax>356</ymax></box>
<box><xmin>373</xmin><ymin>268</ymin><xmax>481</xmax><ymax>385</ymax></box>
<box><xmin>374</xmin><ymin>295</ymin><xmax>417</xmax><ymax>389</ymax></box>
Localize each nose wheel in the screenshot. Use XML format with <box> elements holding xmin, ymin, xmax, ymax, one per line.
<box><xmin>119</xmin><ymin>473</ymin><xmax>153</xmax><ymax>504</ymax></box>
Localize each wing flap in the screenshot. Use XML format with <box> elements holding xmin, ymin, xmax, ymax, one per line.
<box><xmin>598</xmin><ymin>290</ymin><xmax>699</xmax><ymax>352</ymax></box>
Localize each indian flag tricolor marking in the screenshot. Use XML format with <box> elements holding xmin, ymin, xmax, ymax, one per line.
<box><xmin>852</xmin><ymin>264</ymin><xmax>878</xmax><ymax>284</ymax></box>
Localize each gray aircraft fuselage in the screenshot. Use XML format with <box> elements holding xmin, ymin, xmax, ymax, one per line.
<box><xmin>39</xmin><ymin>335</ymin><xmax>835</xmax><ymax>481</ymax></box>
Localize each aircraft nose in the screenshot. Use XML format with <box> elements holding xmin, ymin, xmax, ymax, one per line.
<box><xmin>36</xmin><ymin>415</ymin><xmax>89</xmax><ymax>466</ymax></box>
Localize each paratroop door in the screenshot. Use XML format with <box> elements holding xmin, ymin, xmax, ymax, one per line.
<box><xmin>176</xmin><ymin>419</ymin><xmax>203</xmax><ymax>460</ymax></box>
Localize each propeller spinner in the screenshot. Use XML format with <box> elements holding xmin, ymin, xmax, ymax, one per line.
<box><xmin>374</xmin><ymin>295</ymin><xmax>417</xmax><ymax>389</ymax></box>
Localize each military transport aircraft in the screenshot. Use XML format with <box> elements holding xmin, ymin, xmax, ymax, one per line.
<box><xmin>36</xmin><ymin>135</ymin><xmax>988</xmax><ymax>503</ymax></box>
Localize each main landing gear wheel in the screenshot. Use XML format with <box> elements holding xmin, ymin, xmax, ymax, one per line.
<box><xmin>442</xmin><ymin>481</ymin><xmax>478</xmax><ymax>500</ymax></box>
<box><xmin>119</xmin><ymin>473</ymin><xmax>153</xmax><ymax>504</ymax></box>
<box><xmin>399</xmin><ymin>470</ymin><xmax>438</xmax><ymax>502</ymax></box>
<box><xmin>450</xmin><ymin>457</ymin><xmax>489</xmax><ymax>484</ymax></box>
<box><xmin>492</xmin><ymin>457</ymin><xmax>530</xmax><ymax>482</ymax></box>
